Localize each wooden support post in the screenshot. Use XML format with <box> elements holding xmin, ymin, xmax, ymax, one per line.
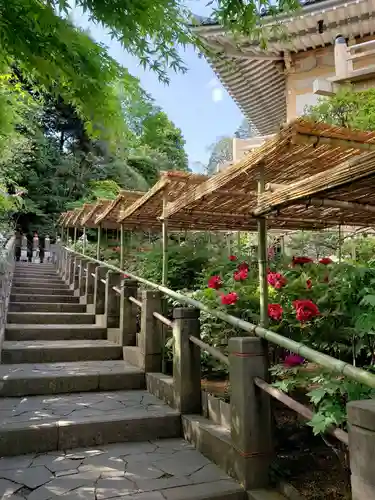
<box><xmin>338</xmin><ymin>225</ymin><xmax>342</xmax><ymax>263</ymax></box>
<box><xmin>120</xmin><ymin>224</ymin><xmax>125</xmax><ymax>269</ymax></box>
<box><xmin>84</xmin><ymin>262</ymin><xmax>99</xmax><ymax>310</ymax></box>
<box><xmin>97</xmin><ymin>225</ymin><xmax>101</xmax><ymax>261</ymax></box>
<box><xmin>73</xmin><ymin>227</ymin><xmax>77</xmax><ymax>246</ymax></box>
<box><xmin>347</xmin><ymin>400</ymin><xmax>375</xmax><ymax>499</ymax></box>
<box><xmin>237</xmin><ymin>231</ymin><xmax>241</xmax><ymax>252</ymax></box>
<box><xmin>227</xmin><ymin>233</ymin><xmax>231</xmax><ymax>257</ymax></box>
<box><xmin>162</xmin><ymin>191</ymin><xmax>168</xmax><ymax>286</ymax></box>
<box><xmin>104</xmin><ymin>271</ymin><xmax>121</xmax><ymax>335</ymax></box>
<box><xmin>173</xmin><ymin>307</ymin><xmax>201</xmax><ymax>414</ymax></box>
<box><xmin>66</xmin><ymin>228</ymin><xmax>69</xmax><ymax>244</ymax></box>
<box><xmin>66</xmin><ymin>254</ymin><xmax>75</xmax><ymax>287</ymax></box>
<box><xmin>257</xmin><ymin>164</ymin><xmax>268</xmax><ymax>327</ymax></box>
<box><xmin>119</xmin><ymin>279</ymin><xmax>138</xmax><ymax>346</ymax></box>
<box><xmin>94</xmin><ymin>265</ymin><xmax>107</xmax><ymax>320</ymax></box>
<box><xmin>140</xmin><ymin>290</ymin><xmax>163</xmax><ymax>372</ymax></box>
<box><xmin>229</xmin><ymin>336</ymin><xmax>274</xmax><ymax>489</ymax></box>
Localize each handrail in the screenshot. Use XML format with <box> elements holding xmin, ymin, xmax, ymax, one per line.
<box><xmin>62</xmin><ymin>245</ymin><xmax>375</xmax><ymax>389</ymax></box>
<box><xmin>153</xmin><ymin>311</ymin><xmax>173</xmax><ymax>328</ymax></box>
<box><xmin>189</xmin><ymin>335</ymin><xmax>229</xmax><ymax>365</ymax></box>
<box><xmin>129</xmin><ymin>296</ymin><xmax>142</xmax><ymax>308</ymax></box>
<box><xmin>254</xmin><ymin>377</ymin><xmax>349</xmax><ymax>446</ymax></box>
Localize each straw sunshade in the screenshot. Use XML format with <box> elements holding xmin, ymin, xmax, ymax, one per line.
<box><xmin>81</xmin><ymin>200</ymin><xmax>115</xmax><ymax>229</ymax></box>
<box><xmin>62</xmin><ymin>211</ymin><xmax>76</xmax><ymax>228</ymax></box>
<box><xmin>254</xmin><ymin>151</ymin><xmax>375</xmax><ymax>227</ymax></box>
<box><xmin>165</xmin><ymin>119</ymin><xmax>375</xmax><ymax>230</ymax></box>
<box><xmin>94</xmin><ymin>190</ymin><xmax>146</xmax><ymax>227</ymax></box>
<box><xmin>117</xmin><ymin>171</ymin><xmax>210</xmax><ymax>230</ymax></box>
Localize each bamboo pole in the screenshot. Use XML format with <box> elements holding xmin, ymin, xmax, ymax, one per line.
<box><xmin>257</xmin><ymin>164</ymin><xmax>268</xmax><ymax>327</ymax></box>
<box><xmin>227</xmin><ymin>233</ymin><xmax>231</xmax><ymax>257</ymax></box>
<box><xmin>73</xmin><ymin>227</ymin><xmax>77</xmax><ymax>246</ymax></box>
<box><xmin>97</xmin><ymin>225</ymin><xmax>101</xmax><ymax>261</ymax></box>
<box><xmin>120</xmin><ymin>224</ymin><xmax>125</xmax><ymax>269</ymax></box>
<box><xmin>66</xmin><ymin>246</ymin><xmax>375</xmax><ymax>389</ymax></box>
<box><xmin>66</xmin><ymin>227</ymin><xmax>69</xmax><ymax>243</ymax></box>
<box><xmin>338</xmin><ymin>225</ymin><xmax>342</xmax><ymax>263</ymax></box>
<box><xmin>292</xmin><ymin>132</ymin><xmax>375</xmax><ymax>152</ymax></box>
<box><xmin>237</xmin><ymin>231</ymin><xmax>241</xmax><ymax>251</ymax></box>
<box><xmin>162</xmin><ymin>190</ymin><xmax>168</xmax><ymax>286</ymax></box>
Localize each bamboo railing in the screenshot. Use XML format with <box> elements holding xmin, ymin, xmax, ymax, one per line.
<box><xmin>56</xmin><ymin>244</ymin><xmax>375</xmax><ymax>496</ymax></box>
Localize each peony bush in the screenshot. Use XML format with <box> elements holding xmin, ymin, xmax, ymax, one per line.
<box><xmin>199</xmin><ymin>253</ymin><xmax>375</xmax><ymax>433</ymax></box>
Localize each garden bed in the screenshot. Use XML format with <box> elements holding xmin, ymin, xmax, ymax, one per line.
<box><xmin>273</xmin><ymin>402</ymin><xmax>350</xmax><ymax>499</ymax></box>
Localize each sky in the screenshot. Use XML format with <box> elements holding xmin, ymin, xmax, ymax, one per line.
<box><xmin>71</xmin><ymin>1</ymin><xmax>244</xmax><ymax>171</ymax></box>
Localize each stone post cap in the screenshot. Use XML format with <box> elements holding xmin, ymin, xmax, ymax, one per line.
<box><xmin>228</xmin><ymin>336</ymin><xmax>263</xmax><ymax>355</ymax></box>
<box><xmin>173</xmin><ymin>307</ymin><xmax>200</xmax><ymax>320</ymax></box>
<box><xmin>347</xmin><ymin>399</ymin><xmax>375</xmax><ymax>430</ymax></box>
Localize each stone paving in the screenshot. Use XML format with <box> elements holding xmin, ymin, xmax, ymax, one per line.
<box><xmin>0</xmin><ymin>390</ymin><xmax>178</xmax><ymax>427</ymax></box>
<box><xmin>0</xmin><ymin>439</ymin><xmax>243</xmax><ymax>499</ymax></box>
<box><xmin>0</xmin><ymin>360</ymin><xmax>141</xmax><ymax>381</ymax></box>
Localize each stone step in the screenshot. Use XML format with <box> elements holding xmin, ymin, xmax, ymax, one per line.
<box><xmin>0</xmin><ymin>390</ymin><xmax>181</xmax><ymax>456</ymax></box>
<box><xmin>0</xmin><ymin>439</ymin><xmax>245</xmax><ymax>498</ymax></box>
<box><xmin>12</xmin><ymin>278</ymin><xmax>64</xmax><ymax>286</ymax></box>
<box><xmin>12</xmin><ymin>282</ymin><xmax>69</xmax><ymax>290</ymax></box>
<box><xmin>11</xmin><ymin>294</ymin><xmax>79</xmax><ymax>303</ymax></box>
<box><xmin>9</xmin><ymin>302</ymin><xmax>86</xmax><ymax>313</ymax></box>
<box><xmin>123</xmin><ymin>345</ymin><xmax>144</xmax><ymax>369</ymax></box>
<box><xmin>0</xmin><ymin>360</ymin><xmax>145</xmax><ymax>396</ymax></box>
<box><xmin>13</xmin><ymin>273</ymin><xmax>60</xmax><ymax>279</ymax></box>
<box><xmin>2</xmin><ymin>340</ymin><xmax>122</xmax><ymax>364</ymax></box>
<box><xmin>11</xmin><ymin>287</ymin><xmax>74</xmax><ymax>295</ymax></box>
<box><xmin>7</xmin><ymin>312</ymin><xmax>95</xmax><ymax>325</ymax></box>
<box><xmin>5</xmin><ymin>324</ymin><xmax>106</xmax><ymax>341</ymax></box>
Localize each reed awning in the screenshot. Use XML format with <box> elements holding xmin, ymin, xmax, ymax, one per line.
<box><xmin>253</xmin><ymin>151</ymin><xmax>375</xmax><ymax>227</ymax></box>
<box><xmin>81</xmin><ymin>200</ymin><xmax>115</xmax><ymax>229</ymax></box>
<box><xmin>118</xmin><ymin>171</ymin><xmax>211</xmax><ymax>230</ymax></box>
<box><xmin>94</xmin><ymin>190</ymin><xmax>145</xmax><ymax>227</ymax></box>
<box><xmin>165</xmin><ymin>119</ymin><xmax>375</xmax><ymax>230</ymax></box>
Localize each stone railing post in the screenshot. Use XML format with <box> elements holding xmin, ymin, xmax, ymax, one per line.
<box><xmin>347</xmin><ymin>400</ymin><xmax>375</xmax><ymax>499</ymax></box>
<box><xmin>172</xmin><ymin>308</ymin><xmax>201</xmax><ymax>414</ymax></box>
<box><xmin>85</xmin><ymin>262</ymin><xmax>99</xmax><ymax>310</ymax></box>
<box><xmin>119</xmin><ymin>279</ymin><xmax>138</xmax><ymax>346</ymax></box>
<box><xmin>62</xmin><ymin>250</ymin><xmax>72</xmax><ymax>282</ymax></box>
<box><xmin>103</xmin><ymin>270</ymin><xmax>121</xmax><ymax>331</ymax></box>
<box><xmin>66</xmin><ymin>253</ymin><xmax>75</xmax><ymax>287</ymax></box>
<box><xmin>229</xmin><ymin>337</ymin><xmax>274</xmax><ymax>489</ymax></box>
<box><xmin>93</xmin><ymin>265</ymin><xmax>107</xmax><ymax>320</ymax></box>
<box><xmin>139</xmin><ymin>290</ymin><xmax>163</xmax><ymax>372</ymax></box>
<box><xmin>77</xmin><ymin>258</ymin><xmax>88</xmax><ymax>298</ymax></box>
<box><xmin>70</xmin><ymin>255</ymin><xmax>80</xmax><ymax>291</ymax></box>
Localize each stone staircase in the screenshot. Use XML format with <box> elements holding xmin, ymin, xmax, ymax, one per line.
<box><xmin>0</xmin><ymin>262</ymin><xmax>246</xmax><ymax>500</ymax></box>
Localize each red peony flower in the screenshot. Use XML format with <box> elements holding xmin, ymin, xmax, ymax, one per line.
<box><xmin>319</xmin><ymin>257</ymin><xmax>333</xmax><ymax>265</ymax></box>
<box><xmin>123</xmin><ymin>274</ymin><xmax>130</xmax><ymax>278</ymax></box>
<box><xmin>113</xmin><ymin>246</ymin><xmax>120</xmax><ymax>253</ymax></box>
<box><xmin>306</xmin><ymin>279</ymin><xmax>312</xmax><ymax>289</ymax></box>
<box><xmin>221</xmin><ymin>292</ymin><xmax>239</xmax><ymax>305</ymax></box>
<box><xmin>268</xmin><ymin>303</ymin><xmax>283</xmax><ymax>321</ymax></box>
<box><xmin>267</xmin><ymin>272</ymin><xmax>287</xmax><ymax>289</ymax></box>
<box><xmin>293</xmin><ymin>299</ymin><xmax>320</xmax><ymax>322</ymax></box>
<box><xmin>238</xmin><ymin>262</ymin><xmax>249</xmax><ymax>271</ymax></box>
<box><xmin>229</xmin><ymin>255</ymin><xmax>237</xmax><ymax>261</ymax></box>
<box><xmin>284</xmin><ymin>354</ymin><xmax>305</xmax><ymax>368</ymax></box>
<box><xmin>292</xmin><ymin>256</ymin><xmax>313</xmax><ymax>266</ymax></box>
<box><xmin>208</xmin><ymin>275</ymin><xmax>223</xmax><ymax>290</ymax></box>
<box><xmin>234</xmin><ymin>268</ymin><xmax>248</xmax><ymax>281</ymax></box>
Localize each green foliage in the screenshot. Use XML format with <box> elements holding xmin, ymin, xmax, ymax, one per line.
<box><xmin>134</xmin><ymin>239</ymin><xmax>211</xmax><ymax>290</ymax></box>
<box><xmin>287</xmin><ymin>230</ymin><xmax>339</xmax><ymax>260</ymax></box>
<box><xmin>307</xmin><ymin>86</ymin><xmax>375</xmax><ymax>131</ymax></box>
